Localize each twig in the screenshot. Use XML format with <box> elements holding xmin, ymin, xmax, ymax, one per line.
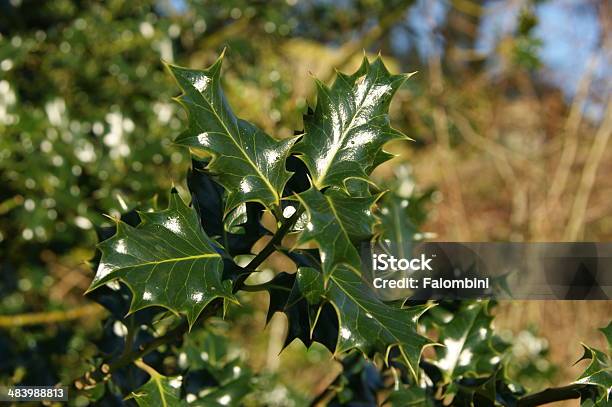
<box><xmin>74</xmin><ymin>207</ymin><xmax>303</xmax><ymax>389</ymax></box>
<box><xmin>0</xmin><ymin>303</ymin><xmax>105</xmax><ymax>327</ymax></box>
<box><xmin>323</xmin><ymin>1</ymin><xmax>415</xmax><ymax>83</ymax></box>
<box><xmin>234</xmin><ymin>205</ymin><xmax>304</xmax><ymax>290</ymax></box>
<box><xmin>546</xmin><ymin>57</ymin><xmax>597</xmax><ymax>215</ymax></box>
<box><xmin>517</xmin><ymin>383</ymin><xmax>586</xmax><ymax>407</ymax></box>
<box><xmin>429</xmin><ymin>55</ymin><xmax>472</xmax><ymax>240</ymax></box>
<box><xmin>75</xmin><ymin>301</ymin><xmax>221</xmax><ymax>390</ymax></box>
<box><xmin>564</xmin><ymin>101</ymin><xmax>612</xmax><ymax>240</ymax></box>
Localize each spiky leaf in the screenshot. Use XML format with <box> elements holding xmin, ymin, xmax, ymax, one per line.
<box><xmin>293</xmin><ymin>56</ymin><xmax>410</xmax><ymax>190</ymax></box>
<box><xmin>178</xmin><ymin>330</ymin><xmax>254</xmax><ymax>406</ymax></box>
<box><xmin>433</xmin><ymin>302</ymin><xmax>504</xmax><ymax>385</ymax></box>
<box><xmin>322</xmin><ymin>266</ymin><xmax>433</xmax><ymax>380</ymax></box>
<box><xmin>167</xmin><ymin>55</ymin><xmax>294</xmax><ymax>213</ymax></box>
<box><xmin>187</xmin><ymin>161</ymin><xmax>268</xmax><ymax>256</ymax></box>
<box><xmin>385</xmin><ymin>387</ymin><xmax>433</xmax><ymax>406</ymax></box>
<box><xmin>574</xmin><ymin>345</ymin><xmax>612</xmax><ymax>401</ymax></box>
<box><xmin>88</xmin><ymin>192</ymin><xmax>235</xmax><ymax>326</ymax></box>
<box><xmin>377</xmin><ymin>191</ymin><xmax>419</xmax><ymax>261</ymax></box>
<box><xmin>252</xmin><ymin>269</ymin><xmax>335</xmax><ymax>350</ymax></box>
<box><xmin>295</xmin><ymin>187</ymin><xmax>378</xmax><ymax>280</ymax></box>
<box><xmin>131</xmin><ymin>361</ymin><xmax>187</xmax><ymax>407</ymax></box>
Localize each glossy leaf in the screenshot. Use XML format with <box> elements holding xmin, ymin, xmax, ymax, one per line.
<box><xmin>295</xmin><ymin>267</ymin><xmax>325</xmax><ymax>305</ymax></box>
<box><xmin>194</xmin><ymin>375</ymin><xmax>253</xmax><ymax>406</ymax></box>
<box><xmin>385</xmin><ymin>387</ymin><xmax>434</xmax><ymax>406</ymax></box>
<box><xmin>167</xmin><ymin>55</ymin><xmax>295</xmax><ymax>213</ymax></box>
<box><xmin>293</xmin><ymin>56</ymin><xmax>410</xmax><ymax>190</ymax></box>
<box><xmin>295</xmin><ymin>187</ymin><xmax>378</xmax><ymax>280</ymax></box>
<box><xmin>377</xmin><ymin>191</ymin><xmax>419</xmax><ymax>261</ymax></box>
<box><xmin>323</xmin><ymin>266</ymin><xmax>433</xmax><ymax>380</ymax></box>
<box><xmin>253</xmin><ymin>270</ymin><xmax>332</xmax><ymax>350</ymax></box>
<box><xmin>131</xmin><ymin>361</ymin><xmax>187</xmax><ymax>407</ymax></box>
<box><xmin>187</xmin><ymin>161</ymin><xmax>269</xmax><ymax>256</ymax></box>
<box><xmin>178</xmin><ymin>330</ymin><xmax>255</xmax><ymax>406</ymax></box>
<box><xmin>433</xmin><ymin>302</ymin><xmax>504</xmax><ymax>385</ymax></box>
<box><xmin>87</xmin><ymin>192</ymin><xmax>236</xmax><ymax>327</ymax></box>
<box><xmin>574</xmin><ymin>345</ymin><xmax>612</xmax><ymax>401</ymax></box>
<box><xmin>315</xmin><ymin>352</ymin><xmax>384</xmax><ymax>406</ymax></box>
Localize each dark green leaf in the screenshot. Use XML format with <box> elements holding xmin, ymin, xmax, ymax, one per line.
<box><xmin>377</xmin><ymin>191</ymin><xmax>419</xmax><ymax>261</ymax></box>
<box><xmin>293</xmin><ymin>56</ymin><xmax>410</xmax><ymax>190</ymax></box>
<box><xmin>433</xmin><ymin>302</ymin><xmax>504</xmax><ymax>385</ymax></box>
<box><xmin>323</xmin><ymin>266</ymin><xmax>433</xmax><ymax>380</ymax></box>
<box><xmin>295</xmin><ymin>187</ymin><xmax>378</xmax><ymax>280</ymax></box>
<box><xmin>131</xmin><ymin>361</ymin><xmax>187</xmax><ymax>407</ymax></box>
<box><xmin>194</xmin><ymin>375</ymin><xmax>253</xmax><ymax>406</ymax></box>
<box><xmin>255</xmin><ymin>271</ymin><xmax>321</xmax><ymax>349</ymax></box>
<box><xmin>574</xmin><ymin>345</ymin><xmax>612</xmax><ymax>399</ymax></box>
<box><xmin>259</xmin><ymin>271</ymin><xmax>296</xmax><ymax>324</ymax></box>
<box><xmin>295</xmin><ymin>267</ymin><xmax>325</xmax><ymax>305</ymax></box>
<box><xmin>178</xmin><ymin>330</ymin><xmax>255</xmax><ymax>406</ymax></box>
<box><xmin>385</xmin><ymin>386</ymin><xmax>435</xmax><ymax>406</ymax></box>
<box><xmin>188</xmin><ymin>161</ymin><xmax>269</xmax><ymax>256</ymax></box>
<box><xmin>87</xmin><ymin>192</ymin><xmax>236</xmax><ymax>327</ymax></box>
<box><xmin>167</xmin><ymin>54</ymin><xmax>295</xmax><ymax>213</ymax></box>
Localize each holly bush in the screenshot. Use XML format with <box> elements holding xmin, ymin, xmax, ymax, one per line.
<box><xmin>77</xmin><ymin>55</ymin><xmax>611</xmax><ymax>405</ymax></box>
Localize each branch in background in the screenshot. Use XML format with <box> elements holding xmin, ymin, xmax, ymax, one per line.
<box><xmin>544</xmin><ymin>57</ymin><xmax>596</xmax><ymax>219</ymax></box>
<box><xmin>429</xmin><ymin>54</ymin><xmax>472</xmax><ymax>240</ymax></box>
<box><xmin>323</xmin><ymin>1</ymin><xmax>415</xmax><ymax>83</ymax></box>
<box><xmin>564</xmin><ymin>101</ymin><xmax>612</xmax><ymax>240</ymax></box>
<box><xmin>0</xmin><ymin>303</ymin><xmax>105</xmax><ymax>328</ymax></box>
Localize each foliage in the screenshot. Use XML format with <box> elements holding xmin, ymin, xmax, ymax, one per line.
<box><xmin>80</xmin><ymin>55</ymin><xmax>612</xmax><ymax>406</ymax></box>
<box><xmin>1</xmin><ymin>2</ymin><xmax>610</xmax><ymax>405</ymax></box>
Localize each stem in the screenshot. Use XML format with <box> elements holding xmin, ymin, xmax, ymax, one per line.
<box><xmin>75</xmin><ymin>205</ymin><xmax>303</xmax><ymax>390</ymax></box>
<box><xmin>74</xmin><ymin>301</ymin><xmax>221</xmax><ymax>390</ymax></box>
<box><xmin>248</xmin><ymin>205</ymin><xmax>303</xmax><ymax>270</ymax></box>
<box><xmin>234</xmin><ymin>205</ymin><xmax>304</xmax><ymax>290</ymax></box>
<box><xmin>240</xmin><ymin>281</ymin><xmax>292</xmax><ymax>293</ymax></box>
<box><xmin>517</xmin><ymin>383</ymin><xmax>587</xmax><ymax>407</ymax></box>
<box><xmin>117</xmin><ymin>318</ymin><xmax>136</xmax><ymax>362</ymax></box>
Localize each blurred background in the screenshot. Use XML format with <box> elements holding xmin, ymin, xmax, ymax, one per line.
<box><xmin>0</xmin><ymin>0</ymin><xmax>610</xmax><ymax>404</ymax></box>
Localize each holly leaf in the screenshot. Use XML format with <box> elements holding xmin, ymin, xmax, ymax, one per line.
<box><xmin>251</xmin><ymin>269</ymin><xmax>334</xmax><ymax>351</ymax></box>
<box><xmin>167</xmin><ymin>54</ymin><xmax>295</xmax><ymax>213</ymax></box>
<box><xmin>433</xmin><ymin>302</ymin><xmax>504</xmax><ymax>385</ymax></box>
<box><xmin>178</xmin><ymin>330</ymin><xmax>255</xmax><ymax>406</ymax></box>
<box><xmin>574</xmin><ymin>345</ymin><xmax>612</xmax><ymax>401</ymax></box>
<box><xmin>315</xmin><ymin>352</ymin><xmax>384</xmax><ymax>406</ymax></box>
<box><xmin>377</xmin><ymin>191</ymin><xmax>419</xmax><ymax>262</ymax></box>
<box><xmin>294</xmin><ymin>267</ymin><xmax>325</xmax><ymax>305</ymax></box>
<box><xmin>131</xmin><ymin>361</ymin><xmax>187</xmax><ymax>407</ymax></box>
<box><xmin>187</xmin><ymin>161</ymin><xmax>269</xmax><ymax>256</ymax></box>
<box><xmin>322</xmin><ymin>266</ymin><xmax>433</xmax><ymax>380</ymax></box>
<box><xmin>87</xmin><ymin>191</ymin><xmax>236</xmax><ymax>327</ymax></box>
<box><xmin>293</xmin><ymin>56</ymin><xmax>411</xmax><ymax>190</ymax></box>
<box><xmin>385</xmin><ymin>387</ymin><xmax>433</xmax><ymax>406</ymax></box>
<box><xmin>295</xmin><ymin>187</ymin><xmax>379</xmax><ymax>280</ymax></box>
<box><xmin>259</xmin><ymin>271</ymin><xmax>297</xmax><ymax>324</ymax></box>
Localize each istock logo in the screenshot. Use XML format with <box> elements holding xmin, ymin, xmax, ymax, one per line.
<box><xmin>372</xmin><ymin>253</ymin><xmax>434</xmax><ymax>272</ymax></box>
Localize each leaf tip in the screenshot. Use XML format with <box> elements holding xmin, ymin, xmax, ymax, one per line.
<box><xmin>405</xmin><ymin>71</ymin><xmax>418</xmax><ymax>79</ymax></box>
